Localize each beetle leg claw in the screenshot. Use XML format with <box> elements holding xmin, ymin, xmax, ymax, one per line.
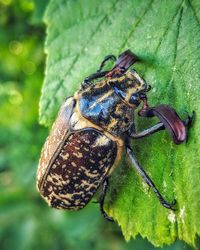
<box><xmin>171</xmin><ymin>199</ymin><xmax>177</xmax><ymax>206</ymax></box>
<box><xmin>160</xmin><ymin>199</ymin><xmax>177</xmax><ymax>211</ymax></box>
<box><xmin>100</xmin><ymin>208</ymin><xmax>114</xmax><ymax>222</ymax></box>
<box><xmin>183</xmin><ymin>110</ymin><xmax>195</xmax><ymax>127</ymax></box>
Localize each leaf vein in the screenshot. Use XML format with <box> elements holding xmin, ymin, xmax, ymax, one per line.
<box><xmin>119</xmin><ymin>0</ymin><xmax>154</xmax><ymax>50</ymax></box>
<box><xmin>188</xmin><ymin>0</ymin><xmax>200</xmax><ymax>30</ymax></box>
<box><xmin>154</xmin><ymin>0</ymin><xmax>185</xmax><ymax>54</ymax></box>
<box><xmin>169</xmin><ymin>6</ymin><xmax>183</xmax><ymax>86</ymax></box>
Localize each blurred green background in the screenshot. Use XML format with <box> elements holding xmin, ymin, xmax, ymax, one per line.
<box><xmin>0</xmin><ymin>1</ymin><xmax>198</xmax><ymax>249</ymax></box>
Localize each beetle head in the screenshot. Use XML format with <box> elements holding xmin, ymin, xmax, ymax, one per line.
<box><xmin>109</xmin><ymin>69</ymin><xmax>150</xmax><ymax>107</ymax></box>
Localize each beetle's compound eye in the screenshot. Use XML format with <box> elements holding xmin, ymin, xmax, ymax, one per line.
<box><xmin>129</xmin><ymin>93</ymin><xmax>140</xmax><ymax>106</ymax></box>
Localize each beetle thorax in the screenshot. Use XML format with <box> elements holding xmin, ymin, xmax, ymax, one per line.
<box><xmin>78</xmin><ymin>80</ymin><xmax>134</xmax><ymax>137</ymax></box>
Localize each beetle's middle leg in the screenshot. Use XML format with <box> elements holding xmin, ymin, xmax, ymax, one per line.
<box><xmin>126</xmin><ymin>145</ymin><xmax>176</xmax><ymax>210</ymax></box>
<box><xmin>99</xmin><ymin>177</ymin><xmax>114</xmax><ymax>222</ymax></box>
<box><xmin>130</xmin><ymin>122</ymin><xmax>165</xmax><ymax>139</ymax></box>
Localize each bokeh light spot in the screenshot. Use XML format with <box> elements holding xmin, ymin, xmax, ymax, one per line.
<box><xmin>8</xmin><ymin>89</ymin><xmax>23</xmax><ymax>105</ymax></box>
<box><xmin>22</xmin><ymin>61</ymin><xmax>36</xmax><ymax>75</ymax></box>
<box><xmin>9</xmin><ymin>40</ymin><xmax>23</xmax><ymax>55</ymax></box>
<box><xmin>0</xmin><ymin>0</ymin><xmax>12</xmax><ymax>6</ymax></box>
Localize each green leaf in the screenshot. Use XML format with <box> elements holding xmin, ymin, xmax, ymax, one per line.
<box><xmin>40</xmin><ymin>0</ymin><xmax>200</xmax><ymax>247</ymax></box>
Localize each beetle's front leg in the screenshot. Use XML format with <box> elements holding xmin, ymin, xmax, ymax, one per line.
<box><xmin>136</xmin><ymin>97</ymin><xmax>194</xmax><ymax>144</ymax></box>
<box><xmin>81</xmin><ymin>71</ymin><xmax>108</xmax><ymax>89</ymax></box>
<box><xmin>131</xmin><ymin>110</ymin><xmax>194</xmax><ymax>140</ymax></box>
<box><xmin>131</xmin><ymin>112</ymin><xmax>194</xmax><ymax>140</ymax></box>
<box><xmin>81</xmin><ymin>54</ymin><xmax>117</xmax><ymax>89</ymax></box>
<box><xmin>99</xmin><ymin>178</ymin><xmax>114</xmax><ymax>222</ymax></box>
<box><xmin>97</xmin><ymin>54</ymin><xmax>116</xmax><ymax>73</ymax></box>
<box><xmin>126</xmin><ymin>146</ymin><xmax>176</xmax><ymax>210</ymax></box>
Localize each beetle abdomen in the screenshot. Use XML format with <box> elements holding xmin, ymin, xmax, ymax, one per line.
<box><xmin>40</xmin><ymin>128</ymin><xmax>117</xmax><ymax>210</ymax></box>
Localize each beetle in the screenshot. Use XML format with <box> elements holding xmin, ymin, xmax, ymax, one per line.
<box><xmin>37</xmin><ymin>50</ymin><xmax>193</xmax><ymax>221</ymax></box>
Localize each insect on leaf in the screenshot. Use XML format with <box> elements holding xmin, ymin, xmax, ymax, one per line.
<box><xmin>39</xmin><ymin>0</ymin><xmax>200</xmax><ymax>247</ymax></box>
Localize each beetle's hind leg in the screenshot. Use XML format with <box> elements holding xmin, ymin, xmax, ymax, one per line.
<box><xmin>99</xmin><ymin>178</ymin><xmax>114</xmax><ymax>222</ymax></box>
<box><xmin>126</xmin><ymin>146</ymin><xmax>176</xmax><ymax>210</ymax></box>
